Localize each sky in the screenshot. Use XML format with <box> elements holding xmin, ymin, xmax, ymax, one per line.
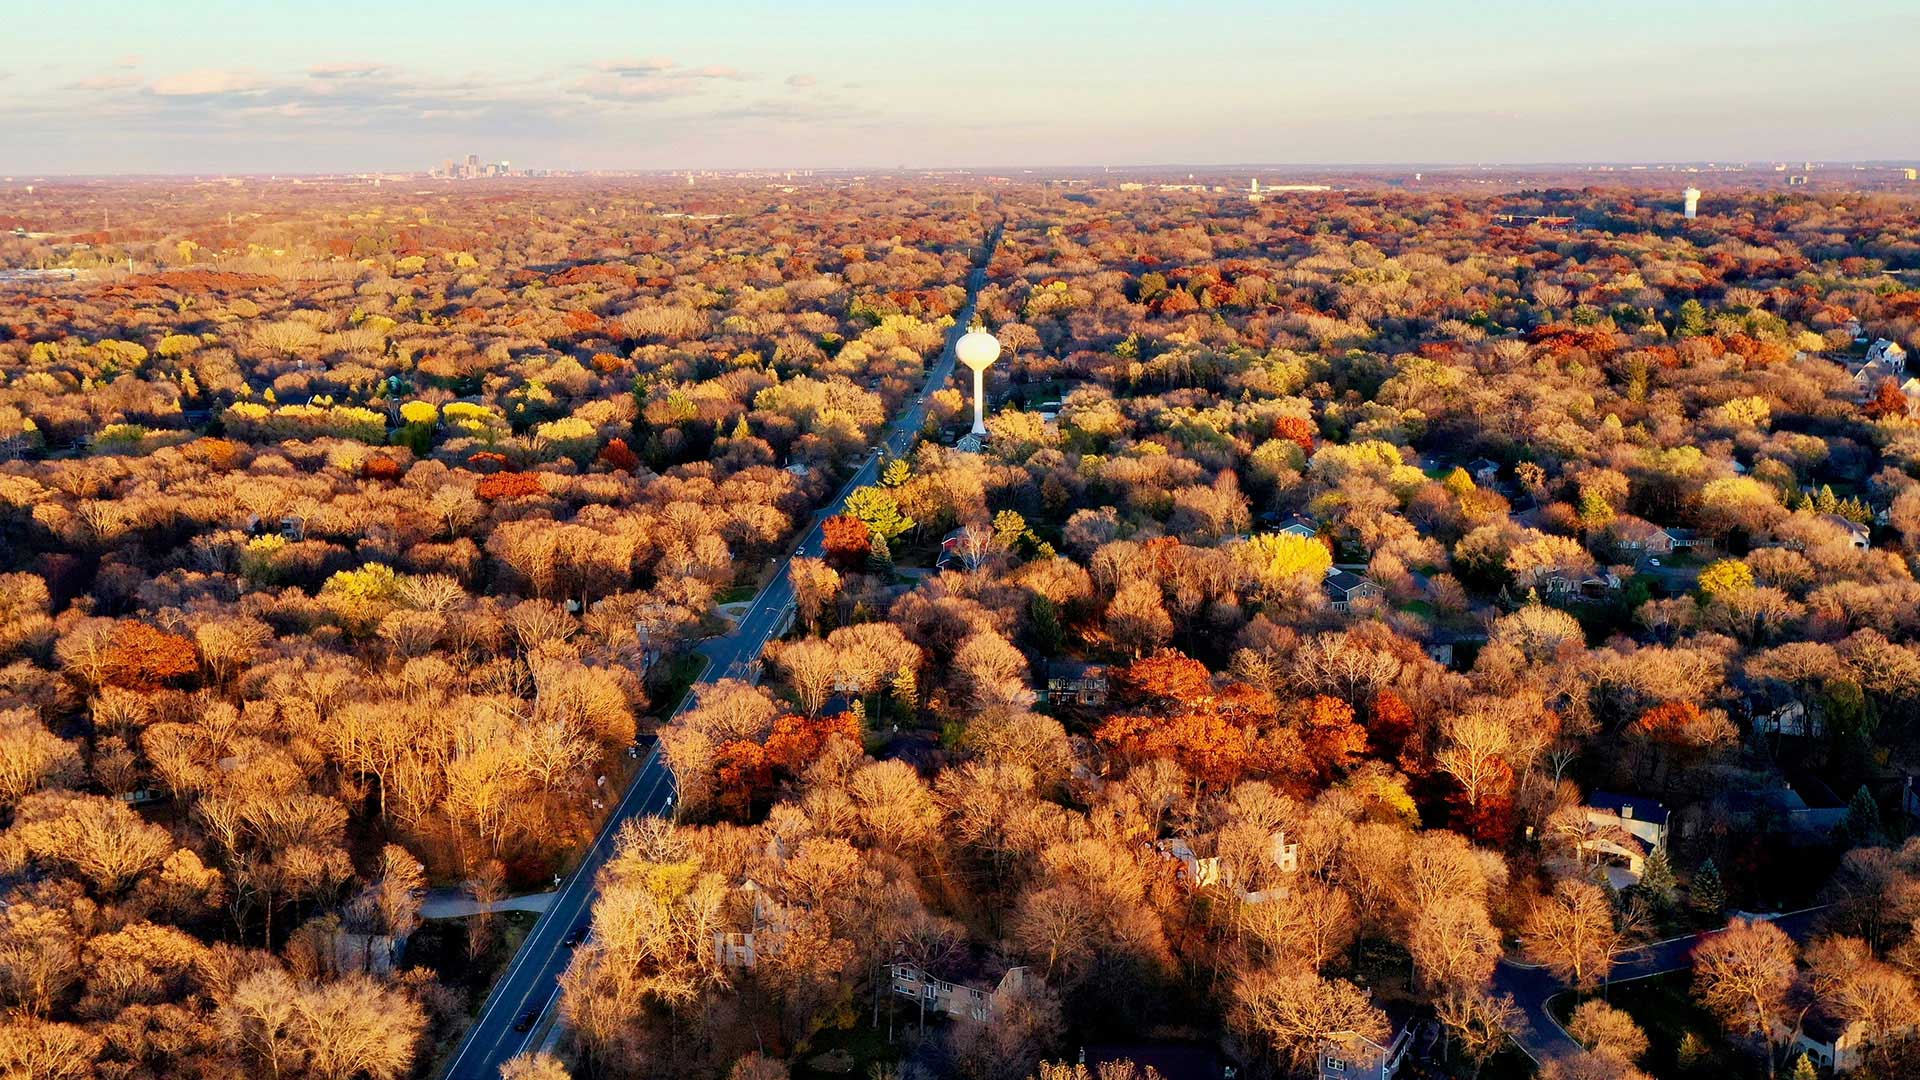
<box><xmin>1</xmin><ymin>0</ymin><xmax>1915</xmax><ymax>175</ymax></box>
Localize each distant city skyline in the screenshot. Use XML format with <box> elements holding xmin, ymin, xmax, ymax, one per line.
<box><xmin>4</xmin><ymin>0</ymin><xmax>1917</xmax><ymax>176</ymax></box>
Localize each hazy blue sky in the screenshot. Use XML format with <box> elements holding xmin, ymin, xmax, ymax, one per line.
<box><xmin>2</xmin><ymin>0</ymin><xmax>1914</xmax><ymax>174</ymax></box>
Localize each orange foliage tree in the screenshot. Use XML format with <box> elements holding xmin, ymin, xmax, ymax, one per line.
<box><xmin>1273</xmin><ymin>415</ymin><xmax>1317</xmax><ymax>456</ymax></box>
<box><xmin>1295</xmin><ymin>695</ymin><xmax>1370</xmax><ymax>783</ymax></box>
<box><xmin>476</xmin><ymin>471</ymin><xmax>545</xmax><ymax>501</ymax></box>
<box><xmin>1098</xmin><ymin>652</ymin><xmax>1279</xmax><ymax>788</ymax></box>
<box><xmin>597</xmin><ymin>438</ymin><xmax>639</xmax><ymax>473</ymax></box>
<box><xmin>1367</xmin><ymin>689</ymin><xmax>1416</xmax><ymax>758</ymax></box>
<box><xmin>102</xmin><ymin>623</ymin><xmax>199</xmax><ymax>690</ymax></box>
<box><xmin>1865</xmin><ymin>378</ymin><xmax>1910</xmax><ymax>420</ymax></box>
<box><xmin>716</xmin><ymin>711</ymin><xmax>862</xmax><ymax>816</ymax></box>
<box><xmin>362</xmin><ymin>455</ymin><xmax>403</xmax><ymax>483</ymax></box>
<box><xmin>822</xmin><ymin>514</ymin><xmax>872</xmax><ymax>568</ymax></box>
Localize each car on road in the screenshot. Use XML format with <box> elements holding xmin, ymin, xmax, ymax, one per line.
<box><xmin>513</xmin><ymin>1010</ymin><xmax>539</xmax><ymax>1033</ymax></box>
<box><xmin>563</xmin><ymin>924</ymin><xmax>589</xmax><ymax>947</ymax></box>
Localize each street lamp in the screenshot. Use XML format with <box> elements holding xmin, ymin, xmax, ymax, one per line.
<box><xmin>955</xmin><ymin>326</ymin><xmax>1001</xmax><ymax>438</ymax></box>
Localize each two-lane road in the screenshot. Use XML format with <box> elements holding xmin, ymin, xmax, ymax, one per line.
<box><xmin>442</xmin><ymin>239</ymin><xmax>998</xmax><ymax>1080</ymax></box>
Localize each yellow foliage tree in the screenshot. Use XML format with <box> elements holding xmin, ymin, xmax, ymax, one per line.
<box><xmin>1699</xmin><ymin>559</ymin><xmax>1755</xmax><ymax>600</ymax></box>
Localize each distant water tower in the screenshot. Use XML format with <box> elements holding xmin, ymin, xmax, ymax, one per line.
<box><xmin>955</xmin><ymin>326</ymin><xmax>1002</xmax><ymax>439</ymax></box>
<box><xmin>1683</xmin><ymin>187</ymin><xmax>1701</xmax><ymax>219</ymax></box>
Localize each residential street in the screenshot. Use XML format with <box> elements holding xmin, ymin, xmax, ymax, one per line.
<box><xmin>440</xmin><ymin>230</ymin><xmax>999</xmax><ymax>1080</ymax></box>
<box><xmin>1495</xmin><ymin>906</ymin><xmax>1829</xmax><ymax>1065</ymax></box>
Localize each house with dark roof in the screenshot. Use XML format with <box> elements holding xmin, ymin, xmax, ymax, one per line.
<box><xmin>1794</xmin><ymin>1000</ymin><xmax>1911</xmax><ymax>1073</ymax></box>
<box><xmin>1037</xmin><ymin>660</ymin><xmax>1109</xmax><ymax>707</ymax></box>
<box><xmin>1580</xmin><ymin>792</ymin><xmax>1671</xmax><ymax>888</ymax></box>
<box><xmin>1323</xmin><ymin>568</ymin><xmax>1383</xmax><ymax>613</ymax></box>
<box><xmin>1318</xmin><ymin>1003</ymin><xmax>1419</xmax><ymax>1080</ymax></box>
<box><xmin>1663</xmin><ymin>528</ymin><xmax>1714</xmax><ymax>556</ymax></box>
<box><xmin>1865</xmin><ymin>337</ymin><xmax>1908</xmax><ymax>372</ymax></box>
<box><xmin>1278</xmin><ymin>514</ymin><xmax>1320</xmax><ymax>540</ymax></box>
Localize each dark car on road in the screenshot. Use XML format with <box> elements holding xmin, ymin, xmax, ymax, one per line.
<box><xmin>513</xmin><ymin>1011</ymin><xmax>538</xmax><ymax>1033</ymax></box>
<box><xmin>563</xmin><ymin>924</ymin><xmax>588</xmax><ymax>947</ymax></box>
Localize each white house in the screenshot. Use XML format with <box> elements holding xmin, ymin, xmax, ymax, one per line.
<box><xmin>889</xmin><ymin>962</ymin><xmax>1033</xmax><ymax>1023</ymax></box>
<box><xmin>1279</xmin><ymin>514</ymin><xmax>1321</xmax><ymax>541</ymax></box>
<box><xmin>1150</xmin><ymin>831</ymin><xmax>1300</xmax><ymax>902</ymax></box>
<box><xmin>1819</xmin><ymin>513</ymin><xmax>1871</xmax><ymax>550</ymax></box>
<box><xmin>1579</xmin><ymin>792</ymin><xmax>1671</xmax><ymax>889</ymax></box>
<box><xmin>1794</xmin><ymin>1004</ymin><xmax>1912</xmax><ymax>1074</ymax></box>
<box><xmin>1319</xmin><ymin>1012</ymin><xmax>1416</xmax><ymax>1080</ymax></box>
<box><xmin>1865</xmin><ymin>338</ymin><xmax>1908</xmax><ymax>372</ymax></box>
<box><xmin>714</xmin><ymin>880</ymin><xmax>791</xmax><ymax>969</ymax></box>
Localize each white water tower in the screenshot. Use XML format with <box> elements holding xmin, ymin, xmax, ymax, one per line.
<box><xmin>1683</xmin><ymin>187</ymin><xmax>1701</xmax><ymax>219</ymax></box>
<box><xmin>955</xmin><ymin>326</ymin><xmax>1001</xmax><ymax>438</ymax></box>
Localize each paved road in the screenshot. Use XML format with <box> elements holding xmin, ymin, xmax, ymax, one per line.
<box><xmin>440</xmin><ymin>232</ymin><xmax>999</xmax><ymax>1080</ymax></box>
<box><xmin>1496</xmin><ymin>906</ymin><xmax>1828</xmax><ymax>1066</ymax></box>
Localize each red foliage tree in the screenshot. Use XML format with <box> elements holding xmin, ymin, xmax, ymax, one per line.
<box><xmin>1447</xmin><ymin>758</ymin><xmax>1515</xmax><ymax>844</ymax></box>
<box><xmin>1297</xmin><ymin>695</ymin><xmax>1370</xmax><ymax>782</ymax></box>
<box><xmin>102</xmin><ymin>622</ymin><xmax>199</xmax><ymax>690</ymax></box>
<box><xmin>1367</xmin><ymin>689</ymin><xmax>1416</xmax><ymax>758</ymax></box>
<box><xmin>475</xmin><ymin>471</ymin><xmax>545</xmax><ymax>501</ymax></box>
<box><xmin>822</xmin><ymin>514</ymin><xmax>871</xmax><ymax>568</ymax></box>
<box><xmin>597</xmin><ymin>438</ymin><xmax>640</xmax><ymax>473</ymax></box>
<box><xmin>1099</xmin><ymin>651</ymin><xmax>1283</xmax><ymax>787</ymax></box>
<box><xmin>362</xmin><ymin>455</ymin><xmax>403</xmax><ymax>483</ymax></box>
<box><xmin>1273</xmin><ymin>415</ymin><xmax>1317</xmax><ymax>456</ymax></box>
<box><xmin>716</xmin><ymin>712</ymin><xmax>861</xmax><ymax>816</ymax></box>
<box><xmin>1865</xmin><ymin>378</ymin><xmax>1910</xmax><ymax>420</ymax></box>
<box><xmin>466</xmin><ymin>450</ymin><xmax>509</xmax><ymax>473</ymax></box>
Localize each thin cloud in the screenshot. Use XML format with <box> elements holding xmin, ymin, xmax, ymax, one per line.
<box><xmin>67</xmin><ymin>75</ymin><xmax>144</xmax><ymax>91</ymax></box>
<box><xmin>149</xmin><ymin>69</ymin><xmax>266</xmax><ymax>97</ymax></box>
<box><xmin>786</xmin><ymin>74</ymin><xmax>817</xmax><ymax>89</ymax></box>
<box><xmin>595</xmin><ymin>57</ymin><xmax>677</xmax><ymax>76</ymax></box>
<box><xmin>308</xmin><ymin>62</ymin><xmax>395</xmax><ymax>80</ymax></box>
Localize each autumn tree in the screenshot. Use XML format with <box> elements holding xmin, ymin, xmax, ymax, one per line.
<box><xmin>1691</xmin><ymin>918</ymin><xmax>1797</xmax><ymax>1069</ymax></box>
<box><xmin>1568</xmin><ymin>1000</ymin><xmax>1649</xmax><ymax>1065</ymax></box>
<box><xmin>99</xmin><ymin>622</ymin><xmax>199</xmax><ymax>690</ymax></box>
<box><xmin>1523</xmin><ymin>879</ymin><xmax>1625</xmax><ymax>991</ymax></box>
<box><xmin>821</xmin><ymin>514</ymin><xmax>871</xmax><ymax>568</ymax></box>
<box><xmin>1231</xmin><ymin>968</ymin><xmax>1388</xmax><ymax>1076</ymax></box>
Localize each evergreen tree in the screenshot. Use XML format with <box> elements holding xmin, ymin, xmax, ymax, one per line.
<box><xmin>1029</xmin><ymin>594</ymin><xmax>1065</xmax><ymax>655</ymax></box>
<box><xmin>1578</xmin><ymin>488</ymin><xmax>1615</xmax><ymax>529</ymax></box>
<box><xmin>1676</xmin><ymin>1031</ymin><xmax>1709</xmax><ymax>1072</ymax></box>
<box><xmin>1638</xmin><ymin>847</ymin><xmax>1677</xmax><ymax>909</ymax></box>
<box><xmin>1690</xmin><ymin>858</ymin><xmax>1726</xmax><ymax>917</ymax></box>
<box><xmin>1677</xmin><ymin>299</ymin><xmax>1710</xmax><ymax>337</ymax></box>
<box><xmin>1844</xmin><ymin>785</ymin><xmax>1882</xmax><ymax>845</ymax></box>
<box><xmin>866</xmin><ymin>532</ymin><xmax>893</xmax><ymax>574</ymax></box>
<box><xmin>1788</xmin><ymin>1052</ymin><xmax>1817</xmax><ymax>1080</ymax></box>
